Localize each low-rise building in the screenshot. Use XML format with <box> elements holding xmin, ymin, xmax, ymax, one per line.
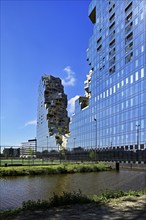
<box><xmin>20</xmin><ymin>139</ymin><xmax>37</xmax><ymax>158</ymax></box>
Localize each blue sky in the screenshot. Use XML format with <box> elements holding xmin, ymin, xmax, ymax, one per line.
<box><xmin>1</xmin><ymin>0</ymin><xmax>92</xmax><ymax>146</ymax></box>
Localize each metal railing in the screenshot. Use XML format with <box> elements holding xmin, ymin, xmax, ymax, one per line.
<box><xmin>0</xmin><ymin>146</ymin><xmax>146</xmax><ymax>167</ymax></box>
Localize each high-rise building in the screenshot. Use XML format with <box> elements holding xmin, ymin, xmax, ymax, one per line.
<box><xmin>37</xmin><ymin>75</ymin><xmax>70</xmax><ymax>151</ymax></box>
<box><xmin>68</xmin><ymin>0</ymin><xmax>146</xmax><ymax>150</ymax></box>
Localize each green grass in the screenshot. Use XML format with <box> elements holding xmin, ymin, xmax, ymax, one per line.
<box><xmin>0</xmin><ymin>162</ymin><xmax>112</xmax><ymax>176</ymax></box>
<box><xmin>91</xmin><ymin>188</ymin><xmax>146</xmax><ymax>202</ymax></box>
<box><xmin>0</xmin><ymin>158</ymin><xmax>57</xmax><ymax>166</ymax></box>
<box><xmin>0</xmin><ymin>189</ymin><xmax>145</xmax><ymax>220</ymax></box>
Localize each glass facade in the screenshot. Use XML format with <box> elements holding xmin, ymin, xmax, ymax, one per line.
<box><xmin>68</xmin><ymin>0</ymin><xmax>146</xmax><ymax>150</ymax></box>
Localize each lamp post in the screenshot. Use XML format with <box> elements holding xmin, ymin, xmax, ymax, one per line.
<box><xmin>94</xmin><ymin>118</ymin><xmax>97</xmax><ymax>147</ymax></box>
<box><xmin>46</xmin><ymin>135</ymin><xmax>48</xmax><ymax>152</ymax></box>
<box><xmin>0</xmin><ymin>145</ymin><xmax>1</xmax><ymax>167</ymax></box>
<box><xmin>111</xmin><ymin>141</ymin><xmax>112</xmax><ymax>148</ymax></box>
<box><xmin>73</xmin><ymin>138</ymin><xmax>76</xmax><ymax>148</ymax></box>
<box><xmin>35</xmin><ymin>138</ymin><xmax>37</xmax><ymax>157</ymax></box>
<box><xmin>136</xmin><ymin>124</ymin><xmax>140</xmax><ymax>150</ymax></box>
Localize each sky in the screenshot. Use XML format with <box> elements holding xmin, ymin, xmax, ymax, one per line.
<box><xmin>1</xmin><ymin>0</ymin><xmax>93</xmax><ymax>146</ymax></box>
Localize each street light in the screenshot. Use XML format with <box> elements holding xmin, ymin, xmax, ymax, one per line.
<box><xmin>0</xmin><ymin>145</ymin><xmax>1</xmax><ymax>167</ymax></box>
<box><xmin>73</xmin><ymin>138</ymin><xmax>76</xmax><ymax>148</ymax></box>
<box><xmin>136</xmin><ymin>124</ymin><xmax>140</xmax><ymax>150</ymax></box>
<box><xmin>111</xmin><ymin>141</ymin><xmax>112</xmax><ymax>148</ymax></box>
<box><xmin>94</xmin><ymin>118</ymin><xmax>97</xmax><ymax>147</ymax></box>
<box><xmin>46</xmin><ymin>135</ymin><xmax>48</xmax><ymax>152</ymax></box>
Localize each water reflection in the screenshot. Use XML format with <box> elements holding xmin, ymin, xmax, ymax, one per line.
<box><xmin>0</xmin><ymin>170</ymin><xmax>146</xmax><ymax>210</ymax></box>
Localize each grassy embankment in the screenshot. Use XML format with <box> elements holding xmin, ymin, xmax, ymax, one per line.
<box><xmin>0</xmin><ymin>189</ymin><xmax>146</xmax><ymax>219</ymax></box>
<box><xmin>0</xmin><ymin>162</ymin><xmax>112</xmax><ymax>176</ymax></box>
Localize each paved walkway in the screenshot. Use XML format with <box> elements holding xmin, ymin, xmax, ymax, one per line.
<box><xmin>2</xmin><ymin>195</ymin><xmax>146</xmax><ymax>220</ymax></box>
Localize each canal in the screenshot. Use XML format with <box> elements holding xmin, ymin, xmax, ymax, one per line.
<box><xmin>0</xmin><ymin>170</ymin><xmax>146</xmax><ymax>210</ymax></box>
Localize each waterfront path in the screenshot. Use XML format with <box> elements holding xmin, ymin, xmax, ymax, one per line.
<box><xmin>2</xmin><ymin>195</ymin><xmax>146</xmax><ymax>220</ymax></box>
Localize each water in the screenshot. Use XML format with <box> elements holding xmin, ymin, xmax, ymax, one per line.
<box><xmin>0</xmin><ymin>170</ymin><xmax>146</xmax><ymax>210</ymax></box>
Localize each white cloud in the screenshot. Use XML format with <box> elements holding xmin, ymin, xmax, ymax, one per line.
<box><xmin>62</xmin><ymin>66</ymin><xmax>76</xmax><ymax>86</ymax></box>
<box><xmin>68</xmin><ymin>95</ymin><xmax>79</xmax><ymax>114</ymax></box>
<box><xmin>25</xmin><ymin>119</ymin><xmax>37</xmax><ymax>127</ymax></box>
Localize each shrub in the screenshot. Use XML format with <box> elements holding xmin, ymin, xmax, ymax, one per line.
<box><xmin>49</xmin><ymin>190</ymin><xmax>91</xmax><ymax>207</ymax></box>
<box><xmin>21</xmin><ymin>190</ymin><xmax>91</xmax><ymax>211</ymax></box>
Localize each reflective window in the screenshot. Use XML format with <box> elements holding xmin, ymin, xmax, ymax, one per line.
<box><xmin>141</xmin><ymin>12</ymin><xmax>144</xmax><ymax>20</ymax></box>
<box><xmin>121</xmin><ymin>80</ymin><xmax>124</xmax><ymax>87</ymax></box>
<box><xmin>135</xmin><ymin>71</ymin><xmax>138</xmax><ymax>81</ymax></box>
<box><xmin>141</xmin><ymin>45</ymin><xmax>144</xmax><ymax>53</ymax></box>
<box><xmin>141</xmin><ymin>68</ymin><xmax>144</xmax><ymax>78</ymax></box>
<box><xmin>135</xmin><ymin>17</ymin><xmax>138</xmax><ymax>25</ymax></box>
<box><xmin>126</xmin><ymin>77</ymin><xmax>129</xmax><ymax>84</ymax></box>
<box><xmin>130</xmin><ymin>75</ymin><xmax>133</xmax><ymax>83</ymax></box>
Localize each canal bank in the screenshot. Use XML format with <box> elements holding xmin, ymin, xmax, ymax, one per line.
<box><xmin>16</xmin><ymin>195</ymin><xmax>146</xmax><ymax>220</ymax></box>
<box><xmin>1</xmin><ymin>190</ymin><xmax>146</xmax><ymax>220</ymax></box>
<box><xmin>0</xmin><ymin>163</ymin><xmax>112</xmax><ymax>177</ymax></box>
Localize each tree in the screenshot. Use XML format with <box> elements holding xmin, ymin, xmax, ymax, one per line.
<box><xmin>89</xmin><ymin>150</ymin><xmax>96</xmax><ymax>161</ymax></box>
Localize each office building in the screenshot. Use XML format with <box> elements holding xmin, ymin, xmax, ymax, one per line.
<box><xmin>68</xmin><ymin>0</ymin><xmax>146</xmax><ymax>150</ymax></box>
<box><xmin>37</xmin><ymin>75</ymin><xmax>70</xmax><ymax>151</ymax></box>
<box><xmin>20</xmin><ymin>139</ymin><xmax>37</xmax><ymax>158</ymax></box>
